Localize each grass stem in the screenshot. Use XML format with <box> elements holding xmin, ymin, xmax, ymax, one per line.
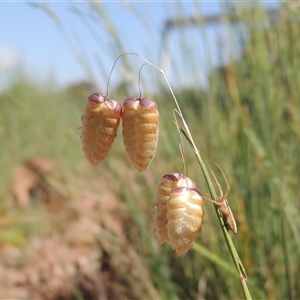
<box><xmin>114</xmin><ymin>52</ymin><xmax>252</xmax><ymax>299</ymax></box>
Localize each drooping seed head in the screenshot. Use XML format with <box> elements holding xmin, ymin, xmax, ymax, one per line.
<box><xmin>81</xmin><ymin>93</ymin><xmax>122</xmax><ymax>166</ymax></box>
<box><xmin>167</xmin><ymin>187</ymin><xmax>205</xmax><ymax>255</ymax></box>
<box><xmin>122</xmin><ymin>97</ymin><xmax>159</xmax><ymax>171</ymax></box>
<box><xmin>153</xmin><ymin>173</ymin><xmax>199</xmax><ymax>246</ymax></box>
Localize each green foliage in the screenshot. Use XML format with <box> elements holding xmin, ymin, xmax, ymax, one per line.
<box><xmin>0</xmin><ymin>76</ymin><xmax>83</xmax><ymax>180</ymax></box>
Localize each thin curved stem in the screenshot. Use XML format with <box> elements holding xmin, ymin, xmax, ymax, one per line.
<box><xmin>137</xmin><ymin>64</ymin><xmax>148</xmax><ymax>99</ymax></box>
<box><xmin>105</xmin><ymin>53</ymin><xmax>130</xmax><ymax>97</ymax></box>
<box><xmin>111</xmin><ymin>52</ymin><xmax>252</xmax><ymax>299</ymax></box>
<box><xmin>175</xmin><ymin>118</ymin><xmax>250</xmax><ymax>299</ymax></box>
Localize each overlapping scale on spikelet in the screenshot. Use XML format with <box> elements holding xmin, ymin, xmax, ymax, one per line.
<box><xmin>153</xmin><ymin>173</ymin><xmax>204</xmax><ymax>254</ymax></box>
<box><xmin>153</xmin><ymin>173</ymin><xmax>195</xmax><ymax>244</ymax></box>
<box><xmin>81</xmin><ymin>93</ymin><xmax>122</xmax><ymax>166</ymax></box>
<box><xmin>122</xmin><ymin>97</ymin><xmax>159</xmax><ymax>172</ymax></box>
<box><xmin>167</xmin><ymin>187</ymin><xmax>205</xmax><ymax>255</ymax></box>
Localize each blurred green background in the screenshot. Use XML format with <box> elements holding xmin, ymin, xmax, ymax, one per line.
<box><xmin>0</xmin><ymin>2</ymin><xmax>300</xmax><ymax>299</ymax></box>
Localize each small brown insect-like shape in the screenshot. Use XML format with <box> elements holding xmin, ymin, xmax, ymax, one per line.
<box><xmin>208</xmin><ymin>164</ymin><xmax>237</xmax><ymax>234</ymax></box>
<box><xmin>122</xmin><ymin>97</ymin><xmax>159</xmax><ymax>172</ymax></box>
<box><xmin>153</xmin><ymin>173</ymin><xmax>196</xmax><ymax>245</ymax></box>
<box><xmin>81</xmin><ymin>93</ymin><xmax>122</xmax><ymax>166</ymax></box>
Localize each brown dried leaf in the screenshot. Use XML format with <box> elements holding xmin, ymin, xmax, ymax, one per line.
<box><xmin>12</xmin><ymin>165</ymin><xmax>38</xmax><ymax>207</ymax></box>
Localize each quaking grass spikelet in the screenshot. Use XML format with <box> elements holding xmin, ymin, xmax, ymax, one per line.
<box><xmin>81</xmin><ymin>93</ymin><xmax>122</xmax><ymax>166</ymax></box>
<box><xmin>122</xmin><ymin>97</ymin><xmax>159</xmax><ymax>172</ymax></box>
<box><xmin>153</xmin><ymin>173</ymin><xmax>196</xmax><ymax>245</ymax></box>
<box><xmin>167</xmin><ymin>187</ymin><xmax>205</xmax><ymax>255</ymax></box>
<box><xmin>153</xmin><ymin>173</ymin><xmax>204</xmax><ymax>255</ymax></box>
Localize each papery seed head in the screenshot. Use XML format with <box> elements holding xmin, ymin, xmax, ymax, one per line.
<box><xmin>81</xmin><ymin>93</ymin><xmax>122</xmax><ymax>166</ymax></box>
<box><xmin>153</xmin><ymin>173</ymin><xmax>185</xmax><ymax>245</ymax></box>
<box><xmin>153</xmin><ymin>174</ymin><xmax>200</xmax><ymax>247</ymax></box>
<box><xmin>122</xmin><ymin>96</ymin><xmax>159</xmax><ymax>171</ymax></box>
<box><xmin>167</xmin><ymin>188</ymin><xmax>205</xmax><ymax>255</ymax></box>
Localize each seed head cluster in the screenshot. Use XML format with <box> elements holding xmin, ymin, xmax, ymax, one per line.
<box><xmin>81</xmin><ymin>93</ymin><xmax>159</xmax><ymax>172</ymax></box>
<box><xmin>80</xmin><ymin>90</ymin><xmax>231</xmax><ymax>256</ymax></box>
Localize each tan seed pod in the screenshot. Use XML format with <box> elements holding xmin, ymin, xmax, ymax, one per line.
<box><xmin>122</xmin><ymin>97</ymin><xmax>159</xmax><ymax>172</ymax></box>
<box><xmin>166</xmin><ymin>187</ymin><xmax>205</xmax><ymax>255</ymax></box>
<box><xmin>153</xmin><ymin>173</ymin><xmax>196</xmax><ymax>245</ymax></box>
<box><xmin>81</xmin><ymin>93</ymin><xmax>122</xmax><ymax>166</ymax></box>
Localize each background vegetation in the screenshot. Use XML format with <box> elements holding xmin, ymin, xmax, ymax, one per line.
<box><xmin>1</xmin><ymin>2</ymin><xmax>300</xmax><ymax>299</ymax></box>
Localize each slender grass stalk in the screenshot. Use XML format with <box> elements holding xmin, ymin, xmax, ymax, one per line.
<box><xmin>109</xmin><ymin>52</ymin><xmax>252</xmax><ymax>299</ymax></box>
<box><xmin>192</xmin><ymin>243</ymin><xmax>237</xmax><ymax>277</ymax></box>
<box><xmin>175</xmin><ymin>110</ymin><xmax>251</xmax><ymax>300</ymax></box>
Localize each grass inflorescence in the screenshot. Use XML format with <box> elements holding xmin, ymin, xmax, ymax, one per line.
<box><xmin>1</xmin><ymin>2</ymin><xmax>300</xmax><ymax>299</ymax></box>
